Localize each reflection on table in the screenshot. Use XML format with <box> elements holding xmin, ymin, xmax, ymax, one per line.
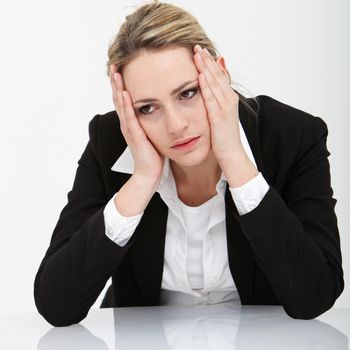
<box><xmin>37</xmin><ymin>304</ymin><xmax>348</xmax><ymax>350</ymax></box>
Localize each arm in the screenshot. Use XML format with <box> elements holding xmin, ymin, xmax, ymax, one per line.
<box><xmin>104</xmin><ymin>174</ymin><xmax>160</xmax><ymax>247</ymax></box>
<box><xmin>206</xmin><ymin>96</ymin><xmax>343</xmax><ymax>317</ymax></box>
<box><xmin>191</xmin><ymin>45</ymin><xmax>343</xmax><ymax>318</ymax></box>
<box><xmin>234</xmin><ymin>116</ymin><xmax>343</xmax><ymax>319</ymax></box>
<box><xmin>33</xmin><ymin>115</ymin><xmax>157</xmax><ymax>326</ymax></box>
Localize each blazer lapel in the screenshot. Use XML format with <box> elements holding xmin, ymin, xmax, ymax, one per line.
<box><xmin>129</xmin><ymin>191</ymin><xmax>168</xmax><ymax>306</ymax></box>
<box><xmin>225</xmin><ymin>187</ymin><xmax>254</xmax><ymax>304</ymax></box>
<box><xmin>238</xmin><ymin>98</ymin><xmax>265</xmax><ymax>175</ymax></box>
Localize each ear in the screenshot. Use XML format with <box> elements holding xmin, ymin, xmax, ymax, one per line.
<box><xmin>215</xmin><ymin>56</ymin><xmax>229</xmax><ymax>81</ymax></box>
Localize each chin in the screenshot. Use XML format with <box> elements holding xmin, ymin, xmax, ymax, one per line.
<box><xmin>170</xmin><ymin>145</ymin><xmax>211</xmax><ymax>167</ymax></box>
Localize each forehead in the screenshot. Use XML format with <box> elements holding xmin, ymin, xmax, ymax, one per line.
<box><xmin>122</xmin><ymin>46</ymin><xmax>198</xmax><ymax>100</ymax></box>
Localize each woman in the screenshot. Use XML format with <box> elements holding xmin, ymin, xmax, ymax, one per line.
<box><xmin>34</xmin><ymin>1</ymin><xmax>344</xmax><ymax>326</ymax></box>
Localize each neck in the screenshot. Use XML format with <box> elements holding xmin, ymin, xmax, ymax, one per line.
<box><xmin>170</xmin><ymin>149</ymin><xmax>222</xmax><ymax>188</ymax></box>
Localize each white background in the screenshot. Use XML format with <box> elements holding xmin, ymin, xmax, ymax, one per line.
<box><xmin>0</xmin><ymin>0</ymin><xmax>348</xmax><ymax>315</ymax></box>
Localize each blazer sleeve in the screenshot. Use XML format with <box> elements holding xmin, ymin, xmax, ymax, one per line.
<box><xmin>236</xmin><ymin>116</ymin><xmax>344</xmax><ymax>319</ymax></box>
<box><xmin>34</xmin><ymin>115</ymin><xmax>136</xmax><ymax>327</ymax></box>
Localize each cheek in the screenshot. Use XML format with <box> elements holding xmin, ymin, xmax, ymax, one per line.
<box><xmin>139</xmin><ymin>120</ymin><xmax>153</xmax><ymax>139</ymax></box>
<box><xmin>138</xmin><ymin>120</ymin><xmax>164</xmax><ymax>147</ymax></box>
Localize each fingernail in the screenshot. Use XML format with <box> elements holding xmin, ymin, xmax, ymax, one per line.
<box><xmin>196</xmin><ymin>44</ymin><xmax>203</xmax><ymax>53</ymax></box>
<box><xmin>204</xmin><ymin>48</ymin><xmax>209</xmax><ymax>55</ymax></box>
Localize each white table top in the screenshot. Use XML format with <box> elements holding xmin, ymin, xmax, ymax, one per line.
<box><xmin>1</xmin><ymin>305</ymin><xmax>349</xmax><ymax>349</ymax></box>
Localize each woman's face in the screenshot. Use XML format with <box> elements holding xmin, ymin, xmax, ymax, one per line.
<box><xmin>122</xmin><ymin>46</ymin><xmax>221</xmax><ymax>167</ymax></box>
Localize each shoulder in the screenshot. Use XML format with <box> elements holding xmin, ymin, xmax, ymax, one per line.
<box><xmin>86</xmin><ymin>110</ymin><xmax>126</xmax><ymax>166</ymax></box>
<box><xmin>251</xmin><ymin>95</ymin><xmax>329</xmax><ymax>150</ymax></box>
<box><xmin>246</xmin><ymin>95</ymin><xmax>331</xmax><ymax>177</ymax></box>
<box><xmin>88</xmin><ymin>110</ymin><xmax>121</xmax><ymax>141</ymax></box>
<box><xmin>254</xmin><ymin>94</ymin><xmax>328</xmax><ymax>134</ymax></box>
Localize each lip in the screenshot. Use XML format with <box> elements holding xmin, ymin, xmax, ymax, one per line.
<box><xmin>171</xmin><ymin>136</ymin><xmax>200</xmax><ymax>151</ymax></box>
<box><xmin>171</xmin><ymin>136</ymin><xmax>200</xmax><ymax>148</ymax></box>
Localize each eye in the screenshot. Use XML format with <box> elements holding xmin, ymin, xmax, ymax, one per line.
<box><xmin>180</xmin><ymin>87</ymin><xmax>198</xmax><ymax>100</ymax></box>
<box><xmin>138</xmin><ymin>104</ymin><xmax>155</xmax><ymax>115</ymax></box>
<box><xmin>137</xmin><ymin>86</ymin><xmax>199</xmax><ymax>116</ymax></box>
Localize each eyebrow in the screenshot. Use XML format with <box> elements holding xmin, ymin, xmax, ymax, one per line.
<box><xmin>133</xmin><ymin>78</ymin><xmax>198</xmax><ymax>105</ymax></box>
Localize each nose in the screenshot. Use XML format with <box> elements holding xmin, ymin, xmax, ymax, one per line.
<box><xmin>165</xmin><ymin>107</ymin><xmax>189</xmax><ymax>134</ymax></box>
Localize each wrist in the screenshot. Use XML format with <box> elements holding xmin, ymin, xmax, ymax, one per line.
<box><xmin>132</xmin><ymin>173</ymin><xmax>161</xmax><ymax>191</ymax></box>
<box><xmin>219</xmin><ymin>151</ymin><xmax>259</xmax><ymax>188</ymax></box>
<box><xmin>217</xmin><ymin>146</ymin><xmax>248</xmax><ymax>168</ymax></box>
<box><xmin>114</xmin><ymin>173</ymin><xmax>161</xmax><ymax>217</ymax></box>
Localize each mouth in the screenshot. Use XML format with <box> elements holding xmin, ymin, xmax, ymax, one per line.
<box><xmin>171</xmin><ymin>136</ymin><xmax>200</xmax><ymax>148</ymax></box>
<box><xmin>171</xmin><ymin>136</ymin><xmax>201</xmax><ymax>150</ymax></box>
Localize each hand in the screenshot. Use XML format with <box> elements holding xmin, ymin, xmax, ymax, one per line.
<box><xmin>109</xmin><ymin>64</ymin><xmax>165</xmax><ymax>180</ymax></box>
<box><xmin>192</xmin><ymin>45</ymin><xmax>244</xmax><ymax>164</ymax></box>
<box><xmin>192</xmin><ymin>45</ymin><xmax>259</xmax><ymax>187</ymax></box>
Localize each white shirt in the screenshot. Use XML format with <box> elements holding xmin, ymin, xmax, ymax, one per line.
<box><xmin>103</xmin><ymin>121</ymin><xmax>269</xmax><ymax>305</ymax></box>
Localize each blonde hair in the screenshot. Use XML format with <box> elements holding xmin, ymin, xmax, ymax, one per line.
<box><xmin>106</xmin><ymin>0</ymin><xmax>259</xmax><ymax>117</ymax></box>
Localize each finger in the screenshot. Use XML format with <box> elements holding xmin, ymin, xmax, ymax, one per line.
<box><xmin>198</xmin><ymin>73</ymin><xmax>222</xmax><ymax>124</ymax></box>
<box><xmin>110</xmin><ymin>63</ymin><xmax>118</xmax><ymax>74</ymax></box>
<box><xmin>110</xmin><ymin>74</ymin><xmax>122</xmax><ymax>110</ymax></box>
<box><xmin>109</xmin><ymin>71</ymin><xmax>126</xmax><ymax>127</ymax></box>
<box><xmin>122</xmin><ymin>90</ymin><xmax>146</xmax><ymax>140</ymax></box>
<box><xmin>194</xmin><ymin>55</ymin><xmax>224</xmax><ymax>112</ymax></box>
<box><xmin>201</xmin><ymin>49</ymin><xmax>227</xmax><ymax>83</ymax></box>
<box><xmin>114</xmin><ymin>74</ymin><xmax>124</xmax><ymax>110</ymax></box>
<box><xmin>114</xmin><ymin>72</ymin><xmax>127</xmax><ymax>113</ymax></box>
<box><xmin>194</xmin><ymin>52</ymin><xmax>222</xmax><ymax>118</ymax></box>
<box><xmin>193</xmin><ymin>44</ymin><xmax>202</xmax><ymax>54</ymax></box>
<box><xmin>109</xmin><ymin>73</ymin><xmax>118</xmax><ymax>106</ymax></box>
<box><xmin>122</xmin><ymin>91</ymin><xmax>135</xmax><ymax>122</ymax></box>
<box><xmin>109</xmin><ymin>64</ymin><xmax>123</xmax><ymax>106</ymax></box>
<box><xmin>194</xmin><ymin>48</ymin><xmax>232</xmax><ymax>110</ymax></box>
<box><xmin>109</xmin><ymin>65</ymin><xmax>118</xmax><ymax>98</ymax></box>
<box><xmin>197</xmin><ymin>50</ymin><xmax>228</xmax><ymax>109</ymax></box>
<box><xmin>204</xmin><ymin>50</ymin><xmax>232</xmax><ymax>99</ymax></box>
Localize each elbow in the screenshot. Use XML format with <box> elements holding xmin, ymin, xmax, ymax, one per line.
<box><xmin>35</xmin><ymin>294</ymin><xmax>88</xmax><ymax>327</ymax></box>
<box><xmin>284</xmin><ymin>304</ymin><xmax>330</xmax><ymax>320</ymax></box>
<box><xmin>283</xmin><ymin>296</ymin><xmax>334</xmax><ymax>320</ymax></box>
<box><xmin>283</xmin><ymin>276</ymin><xmax>344</xmax><ymax>320</ymax></box>
<box><xmin>41</xmin><ymin>311</ymin><xmax>88</xmax><ymax>327</ymax></box>
<box><xmin>34</xmin><ymin>280</ymin><xmax>88</xmax><ymax>327</ymax></box>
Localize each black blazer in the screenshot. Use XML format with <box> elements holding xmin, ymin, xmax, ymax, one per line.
<box><xmin>34</xmin><ymin>95</ymin><xmax>344</xmax><ymax>326</ymax></box>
